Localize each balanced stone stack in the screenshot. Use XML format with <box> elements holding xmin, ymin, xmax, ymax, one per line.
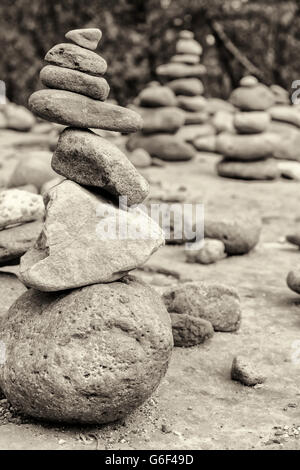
<box><xmin>127</xmin><ymin>81</ymin><xmax>195</xmax><ymax>162</ymax></box>
<box><xmin>216</xmin><ymin>76</ymin><xmax>280</xmax><ymax>181</ymax></box>
<box><xmin>127</xmin><ymin>30</ymin><xmax>209</xmax><ymax>162</ymax></box>
<box><xmin>0</xmin><ymin>28</ymin><xmax>173</xmax><ymax>425</ymax></box>
<box><xmin>161</xmin><ymin>30</ymin><xmax>215</xmax><ymax>147</ymax></box>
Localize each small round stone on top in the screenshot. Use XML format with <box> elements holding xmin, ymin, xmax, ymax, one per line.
<box><xmin>65</xmin><ymin>28</ymin><xmax>102</xmax><ymax>50</ymax></box>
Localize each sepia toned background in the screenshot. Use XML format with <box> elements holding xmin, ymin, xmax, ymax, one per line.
<box><xmin>0</xmin><ymin>0</ymin><xmax>299</xmax><ymax>106</ymax></box>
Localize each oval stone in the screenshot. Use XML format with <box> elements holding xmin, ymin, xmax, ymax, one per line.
<box><xmin>52</xmin><ymin>128</ymin><xmax>149</xmax><ymax>206</ymax></box>
<box><xmin>40</xmin><ymin>65</ymin><xmax>110</xmax><ymax>101</ymax></box>
<box><xmin>217</xmin><ymin>159</ymin><xmax>279</xmax><ymax>181</ymax></box>
<box><xmin>45</xmin><ymin>43</ymin><xmax>107</xmax><ymax>76</ymax></box>
<box><xmin>28</xmin><ymin>90</ymin><xmax>143</xmax><ymax>132</ymax></box>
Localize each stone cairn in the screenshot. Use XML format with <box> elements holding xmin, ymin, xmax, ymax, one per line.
<box><xmin>161</xmin><ymin>30</ymin><xmax>215</xmax><ymax>149</ymax></box>
<box><xmin>0</xmin><ymin>28</ymin><xmax>173</xmax><ymax>425</ymax></box>
<box><xmin>215</xmin><ymin>76</ymin><xmax>281</xmax><ymax>181</ymax></box>
<box><xmin>127</xmin><ymin>30</ymin><xmax>209</xmax><ymax>162</ymax></box>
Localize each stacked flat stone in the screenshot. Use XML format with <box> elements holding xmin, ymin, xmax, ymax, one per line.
<box><xmin>0</xmin><ymin>28</ymin><xmax>173</xmax><ymax>425</ymax></box>
<box><xmin>216</xmin><ymin>76</ymin><xmax>280</xmax><ymax>181</ymax></box>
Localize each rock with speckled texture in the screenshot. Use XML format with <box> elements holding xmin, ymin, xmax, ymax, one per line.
<box><xmin>163</xmin><ymin>282</ymin><xmax>241</xmax><ymax>332</ymax></box>
<box><xmin>0</xmin><ymin>276</ymin><xmax>173</xmax><ymax>424</ymax></box>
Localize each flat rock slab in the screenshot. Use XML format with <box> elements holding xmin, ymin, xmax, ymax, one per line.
<box><xmin>19</xmin><ymin>180</ymin><xmax>164</xmax><ymax>291</ymax></box>
<box><xmin>0</xmin><ymin>277</ymin><xmax>173</xmax><ymax>424</ymax></box>
<box><xmin>40</xmin><ymin>65</ymin><xmax>110</xmax><ymax>101</ymax></box>
<box><xmin>65</xmin><ymin>28</ymin><xmax>102</xmax><ymax>50</ymax></box>
<box><xmin>0</xmin><ymin>221</ymin><xmax>42</xmax><ymax>264</ymax></box>
<box><xmin>29</xmin><ymin>90</ymin><xmax>143</xmax><ymax>132</ymax></box>
<box><xmin>156</xmin><ymin>63</ymin><xmax>206</xmax><ymax>79</ymax></box>
<box><xmin>217</xmin><ymin>159</ymin><xmax>279</xmax><ymax>181</ymax></box>
<box><xmin>45</xmin><ymin>43</ymin><xmax>107</xmax><ymax>76</ymax></box>
<box><xmin>52</xmin><ymin>128</ymin><xmax>149</xmax><ymax>206</ymax></box>
<box><xmin>216</xmin><ymin>132</ymin><xmax>276</xmax><ymax>161</ymax></box>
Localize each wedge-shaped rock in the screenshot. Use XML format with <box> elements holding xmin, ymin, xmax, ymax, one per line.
<box><xmin>19</xmin><ymin>180</ymin><xmax>164</xmax><ymax>291</ymax></box>
<box><xmin>65</xmin><ymin>28</ymin><xmax>102</xmax><ymax>50</ymax></box>
<box><xmin>45</xmin><ymin>43</ymin><xmax>107</xmax><ymax>76</ymax></box>
<box><xmin>52</xmin><ymin>128</ymin><xmax>149</xmax><ymax>206</ymax></box>
<box><xmin>29</xmin><ymin>90</ymin><xmax>143</xmax><ymax>132</ymax></box>
<box><xmin>40</xmin><ymin>65</ymin><xmax>110</xmax><ymax>101</ymax></box>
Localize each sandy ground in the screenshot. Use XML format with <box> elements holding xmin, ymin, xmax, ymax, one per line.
<box><xmin>1</xmin><ymin>152</ymin><xmax>300</xmax><ymax>450</ymax></box>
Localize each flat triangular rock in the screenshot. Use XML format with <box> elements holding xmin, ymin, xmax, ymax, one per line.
<box><xmin>19</xmin><ymin>180</ymin><xmax>164</xmax><ymax>291</ymax></box>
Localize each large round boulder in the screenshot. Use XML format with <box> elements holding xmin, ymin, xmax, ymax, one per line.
<box><xmin>0</xmin><ymin>276</ymin><xmax>173</xmax><ymax>424</ymax></box>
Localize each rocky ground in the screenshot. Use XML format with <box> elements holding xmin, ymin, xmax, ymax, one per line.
<box><xmin>1</xmin><ymin>151</ymin><xmax>300</xmax><ymax>450</ymax></box>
